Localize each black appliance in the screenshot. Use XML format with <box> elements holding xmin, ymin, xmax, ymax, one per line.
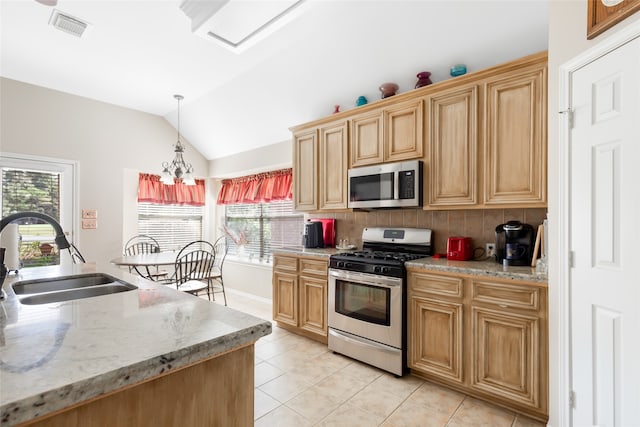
<box><xmin>328</xmin><ymin>227</ymin><xmax>433</xmax><ymax>376</ymax></box>
<box><xmin>348</xmin><ymin>160</ymin><xmax>423</xmax><ymax>209</ymax></box>
<box><xmin>302</xmin><ymin>220</ymin><xmax>324</xmax><ymax>248</ymax></box>
<box><xmin>495</xmin><ymin>221</ymin><xmax>535</xmax><ymax>266</ymax></box>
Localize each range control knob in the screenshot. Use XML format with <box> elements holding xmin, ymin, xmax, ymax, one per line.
<box><xmin>382</xmin><ymin>267</ymin><xmax>390</xmax><ymax>274</ymax></box>
<box><xmin>373</xmin><ymin>266</ymin><xmax>381</xmax><ymax>274</ymax></box>
<box><xmin>337</xmin><ymin>261</ymin><xmax>345</xmax><ymax>268</ymax></box>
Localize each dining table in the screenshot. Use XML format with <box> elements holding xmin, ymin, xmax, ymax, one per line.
<box><xmin>110</xmin><ymin>251</ymin><xmax>178</xmax><ymax>281</ymax></box>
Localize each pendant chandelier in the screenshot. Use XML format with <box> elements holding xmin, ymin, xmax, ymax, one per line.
<box><xmin>160</xmin><ymin>94</ymin><xmax>195</xmax><ymax>186</ymax></box>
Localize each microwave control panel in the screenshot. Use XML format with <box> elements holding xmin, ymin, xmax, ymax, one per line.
<box><xmin>398</xmin><ymin>170</ymin><xmax>415</xmax><ymax>199</ymax></box>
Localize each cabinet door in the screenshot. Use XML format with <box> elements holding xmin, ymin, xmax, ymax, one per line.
<box><xmin>471</xmin><ymin>306</ymin><xmax>541</xmax><ymax>410</ymax></box>
<box><xmin>384</xmin><ymin>99</ymin><xmax>424</xmax><ymax>162</ymax></box>
<box><xmin>483</xmin><ymin>63</ymin><xmax>547</xmax><ymax>206</ymax></box>
<box><xmin>350</xmin><ymin>110</ymin><xmax>384</xmax><ymax>167</ymax></box>
<box><xmin>273</xmin><ymin>271</ymin><xmax>298</xmax><ymax>327</ymax></box>
<box><xmin>319</xmin><ymin>121</ymin><xmax>349</xmax><ymax>210</ymax></box>
<box><xmin>426</xmin><ymin>85</ymin><xmax>479</xmax><ymax>207</ymax></box>
<box><xmin>409</xmin><ymin>295</ymin><xmax>464</xmax><ymax>384</ymax></box>
<box><xmin>293</xmin><ymin>129</ymin><xmax>318</xmax><ymax>211</ymax></box>
<box><xmin>299</xmin><ymin>275</ymin><xmax>327</xmax><ymax>337</ymax></box>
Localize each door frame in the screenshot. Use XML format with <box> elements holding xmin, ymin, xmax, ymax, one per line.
<box><xmin>557</xmin><ymin>20</ymin><xmax>640</xmax><ymax>426</ymax></box>
<box><xmin>0</xmin><ymin>152</ymin><xmax>80</xmax><ymax>264</ymax></box>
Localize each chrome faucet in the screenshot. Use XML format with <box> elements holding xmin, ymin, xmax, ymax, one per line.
<box><xmin>0</xmin><ymin>212</ymin><xmax>74</xmax><ymax>300</ymax></box>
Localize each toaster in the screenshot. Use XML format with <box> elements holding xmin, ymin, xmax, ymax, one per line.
<box><xmin>447</xmin><ymin>237</ymin><xmax>473</xmax><ymax>261</ymax></box>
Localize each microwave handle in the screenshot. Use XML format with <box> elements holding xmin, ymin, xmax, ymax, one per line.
<box><xmin>393</xmin><ymin>171</ymin><xmax>399</xmax><ymax>200</ymax></box>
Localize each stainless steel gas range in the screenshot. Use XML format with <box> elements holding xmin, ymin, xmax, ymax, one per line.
<box><xmin>328</xmin><ymin>227</ymin><xmax>433</xmax><ymax>376</ymax></box>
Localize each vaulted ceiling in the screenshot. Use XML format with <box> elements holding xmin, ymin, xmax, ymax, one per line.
<box><xmin>0</xmin><ymin>1</ymin><xmax>549</xmax><ymax>160</ymax></box>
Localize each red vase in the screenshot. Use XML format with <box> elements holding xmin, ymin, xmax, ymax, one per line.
<box><xmin>415</xmin><ymin>71</ymin><xmax>433</xmax><ymax>89</ymax></box>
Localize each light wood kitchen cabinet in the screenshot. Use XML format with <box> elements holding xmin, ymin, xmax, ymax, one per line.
<box><xmin>349</xmin><ymin>99</ymin><xmax>423</xmax><ymax>167</ymax></box>
<box><xmin>319</xmin><ymin>121</ymin><xmax>349</xmax><ymax>210</ymax></box>
<box><xmin>350</xmin><ymin>110</ymin><xmax>384</xmax><ymax>167</ymax></box>
<box><xmin>384</xmin><ymin>98</ymin><xmax>423</xmax><ymax>162</ymax></box>
<box><xmin>293</xmin><ymin>129</ymin><xmax>318</xmax><ymax>211</ymax></box>
<box><xmin>483</xmin><ymin>59</ymin><xmax>547</xmax><ymax>206</ymax></box>
<box><xmin>292</xmin><ymin>120</ymin><xmax>348</xmax><ymax>212</ymax></box>
<box><xmin>273</xmin><ymin>255</ymin><xmax>328</xmax><ymax>343</ymax></box>
<box><xmin>409</xmin><ymin>272</ymin><xmax>464</xmax><ymax>384</ymax></box>
<box><xmin>425</xmin><ymin>84</ymin><xmax>480</xmax><ymax>207</ymax></box>
<box><xmin>407</xmin><ymin>268</ymin><xmax>548</xmax><ymax>422</ymax></box>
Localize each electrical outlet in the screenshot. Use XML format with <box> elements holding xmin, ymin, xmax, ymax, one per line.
<box><xmin>486</xmin><ymin>243</ymin><xmax>496</xmax><ymax>257</ymax></box>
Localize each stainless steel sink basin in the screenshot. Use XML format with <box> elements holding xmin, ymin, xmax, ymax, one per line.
<box><xmin>11</xmin><ymin>273</ymin><xmax>138</xmax><ymax>305</ymax></box>
<box><xmin>18</xmin><ymin>283</ymin><xmax>136</xmax><ymax>305</ymax></box>
<box><xmin>12</xmin><ymin>273</ymin><xmax>126</xmax><ymax>295</ymax></box>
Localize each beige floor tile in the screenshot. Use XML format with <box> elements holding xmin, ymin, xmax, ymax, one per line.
<box><xmin>404</xmin><ymin>381</ymin><xmax>465</xmax><ymax>414</ymax></box>
<box><xmin>348</xmin><ymin>383</ymin><xmax>406</xmax><ymax>419</ymax></box>
<box><xmin>513</xmin><ymin>414</ymin><xmax>547</xmax><ymax>427</ymax></box>
<box><xmin>259</xmin><ymin>372</ymin><xmax>314</xmax><ymax>403</ymax></box>
<box><xmin>288</xmin><ymin>356</ymin><xmax>339</xmax><ymax>384</ymax></box>
<box><xmin>368</xmin><ymin>372</ymin><xmax>425</xmax><ymax>400</ymax></box>
<box><xmin>310</xmin><ymin>350</ymin><xmax>352</xmax><ymax>372</ymax></box>
<box><xmin>266</xmin><ymin>348</ymin><xmax>312</xmax><ymax>371</ymax></box>
<box><xmin>338</xmin><ymin>360</ymin><xmax>385</xmax><ymax>383</ymax></box>
<box><xmin>255</xmin><ymin>388</ymin><xmax>281</xmax><ymax>420</ymax></box>
<box><xmin>255</xmin><ymin>405</ymin><xmax>312</xmax><ymax>427</ymax></box>
<box><xmin>285</xmin><ymin>386</ymin><xmax>344</xmax><ymax>424</ymax></box>
<box><xmin>314</xmin><ymin>371</ymin><xmax>372</xmax><ymax>403</ymax></box>
<box><xmin>382</xmin><ymin>399</ymin><xmax>450</xmax><ymax>427</ymax></box>
<box><xmin>255</xmin><ymin>361</ymin><xmax>284</xmax><ymax>387</ymax></box>
<box><xmin>317</xmin><ymin>401</ymin><xmax>386</xmax><ymax>427</ymax></box>
<box><xmin>447</xmin><ymin>397</ymin><xmax>515</xmax><ymax>427</ymax></box>
<box><xmin>255</xmin><ymin>338</ymin><xmax>300</xmax><ymax>360</ymax></box>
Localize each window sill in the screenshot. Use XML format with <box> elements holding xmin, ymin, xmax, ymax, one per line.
<box><xmin>225</xmin><ymin>255</ymin><xmax>273</xmax><ymax>268</ymax></box>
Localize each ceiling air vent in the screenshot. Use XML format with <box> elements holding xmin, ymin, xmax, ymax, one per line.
<box><xmin>48</xmin><ymin>9</ymin><xmax>89</xmax><ymax>38</ymax></box>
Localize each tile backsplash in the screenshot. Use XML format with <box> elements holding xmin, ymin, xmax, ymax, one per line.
<box><xmin>308</xmin><ymin>208</ymin><xmax>547</xmax><ymax>255</ymax></box>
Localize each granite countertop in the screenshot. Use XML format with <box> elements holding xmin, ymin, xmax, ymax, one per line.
<box><xmin>405</xmin><ymin>257</ymin><xmax>548</xmax><ymax>284</ymax></box>
<box><xmin>272</xmin><ymin>246</ymin><xmax>351</xmax><ymax>259</ymax></box>
<box><xmin>273</xmin><ymin>247</ymin><xmax>547</xmax><ymax>284</ymax></box>
<box><xmin>0</xmin><ymin>263</ymin><xmax>272</xmax><ymax>426</ymax></box>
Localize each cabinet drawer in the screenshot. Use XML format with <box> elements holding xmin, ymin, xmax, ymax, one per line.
<box><xmin>273</xmin><ymin>255</ymin><xmax>298</xmax><ymax>272</ymax></box>
<box><xmin>471</xmin><ymin>280</ymin><xmax>539</xmax><ymax>310</ymax></box>
<box><xmin>299</xmin><ymin>258</ymin><xmax>328</xmax><ymax>276</ymax></box>
<box><xmin>409</xmin><ymin>272</ymin><xmax>464</xmax><ymax>298</ymax></box>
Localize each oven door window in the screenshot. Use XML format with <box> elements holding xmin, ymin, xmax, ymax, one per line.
<box><xmin>335</xmin><ymin>279</ymin><xmax>391</xmax><ymax>326</ymax></box>
<box><xmin>349</xmin><ymin>172</ymin><xmax>394</xmax><ymax>202</ymax></box>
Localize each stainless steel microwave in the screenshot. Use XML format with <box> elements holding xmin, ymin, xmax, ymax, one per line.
<box><xmin>348</xmin><ymin>160</ymin><xmax>423</xmax><ymax>209</ymax></box>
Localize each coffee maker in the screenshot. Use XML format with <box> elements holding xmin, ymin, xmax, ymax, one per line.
<box><xmin>495</xmin><ymin>221</ymin><xmax>535</xmax><ymax>266</ymax></box>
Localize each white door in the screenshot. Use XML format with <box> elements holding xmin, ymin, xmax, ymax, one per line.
<box><xmin>570</xmin><ymin>36</ymin><xmax>640</xmax><ymax>426</ymax></box>
<box><xmin>0</xmin><ymin>153</ymin><xmax>78</xmax><ymax>266</ymax></box>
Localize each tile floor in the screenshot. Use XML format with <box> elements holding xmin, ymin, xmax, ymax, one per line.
<box><xmin>208</xmin><ymin>289</ymin><xmax>547</xmax><ymax>427</ymax></box>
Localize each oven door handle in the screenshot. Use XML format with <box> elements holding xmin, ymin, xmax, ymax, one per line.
<box><xmin>328</xmin><ymin>269</ymin><xmax>402</xmax><ymax>288</ymax></box>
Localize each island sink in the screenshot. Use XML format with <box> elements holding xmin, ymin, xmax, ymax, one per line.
<box><xmin>12</xmin><ymin>273</ymin><xmax>137</xmax><ymax>305</ymax></box>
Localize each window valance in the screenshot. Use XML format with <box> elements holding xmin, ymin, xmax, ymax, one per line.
<box><xmin>216</xmin><ymin>168</ymin><xmax>292</xmax><ymax>205</ymax></box>
<box><xmin>137</xmin><ymin>173</ymin><xmax>205</xmax><ymax>206</ymax></box>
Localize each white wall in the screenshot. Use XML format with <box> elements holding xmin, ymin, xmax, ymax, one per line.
<box><xmin>547</xmin><ymin>4</ymin><xmax>640</xmax><ymax>426</ymax></box>
<box><xmin>207</xmin><ymin>141</ymin><xmax>292</xmax><ymax>297</ymax></box>
<box><xmin>0</xmin><ymin>77</ymin><xmax>209</xmax><ymax>264</ymax></box>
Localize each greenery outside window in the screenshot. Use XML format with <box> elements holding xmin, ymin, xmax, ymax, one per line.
<box><xmin>224</xmin><ymin>200</ymin><xmax>302</xmax><ymax>261</ymax></box>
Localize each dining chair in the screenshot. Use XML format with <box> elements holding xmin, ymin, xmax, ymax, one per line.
<box><xmin>123</xmin><ymin>234</ymin><xmax>164</xmax><ymax>279</ymax></box>
<box><xmin>208</xmin><ymin>236</ymin><xmax>228</xmax><ymax>305</ymax></box>
<box><xmin>171</xmin><ymin>241</ymin><xmax>215</xmax><ymax>299</ymax></box>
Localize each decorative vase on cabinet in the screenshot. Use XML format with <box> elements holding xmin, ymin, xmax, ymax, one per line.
<box><xmin>415</xmin><ymin>71</ymin><xmax>433</xmax><ymax>88</ymax></box>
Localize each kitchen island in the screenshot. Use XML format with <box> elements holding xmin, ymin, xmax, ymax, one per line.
<box><xmin>0</xmin><ymin>263</ymin><xmax>271</xmax><ymax>426</ymax></box>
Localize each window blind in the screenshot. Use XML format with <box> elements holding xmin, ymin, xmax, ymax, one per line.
<box><xmin>137</xmin><ymin>203</ymin><xmax>203</xmax><ymax>252</ymax></box>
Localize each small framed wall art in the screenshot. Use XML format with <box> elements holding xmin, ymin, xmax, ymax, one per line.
<box><xmin>587</xmin><ymin>0</ymin><xmax>640</xmax><ymax>39</ymax></box>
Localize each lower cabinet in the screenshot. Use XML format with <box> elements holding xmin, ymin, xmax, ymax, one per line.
<box><xmin>408</xmin><ymin>269</ymin><xmax>548</xmax><ymax>422</ymax></box>
<box><xmin>273</xmin><ymin>255</ymin><xmax>328</xmax><ymax>343</ymax></box>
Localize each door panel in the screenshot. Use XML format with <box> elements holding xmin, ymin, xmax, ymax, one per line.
<box><xmin>570</xmin><ymin>36</ymin><xmax>640</xmax><ymax>426</ymax></box>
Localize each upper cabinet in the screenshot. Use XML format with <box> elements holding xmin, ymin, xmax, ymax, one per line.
<box><xmin>482</xmin><ymin>61</ymin><xmax>547</xmax><ymax>207</ymax></box>
<box><xmin>319</xmin><ymin>121</ymin><xmax>349</xmax><ymax>210</ymax></box>
<box><xmin>425</xmin><ymin>83</ymin><xmax>480</xmax><ymax>207</ymax></box>
<box><xmin>293</xmin><ymin>129</ymin><xmax>318</xmax><ymax>211</ymax></box>
<box><xmin>292</xmin><ymin>119</ymin><xmax>349</xmax><ymax>212</ymax></box>
<box><xmin>291</xmin><ymin>51</ymin><xmax>548</xmax><ymax>212</ymax></box>
<box><xmin>350</xmin><ymin>99</ymin><xmax>424</xmax><ymax>168</ymax></box>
